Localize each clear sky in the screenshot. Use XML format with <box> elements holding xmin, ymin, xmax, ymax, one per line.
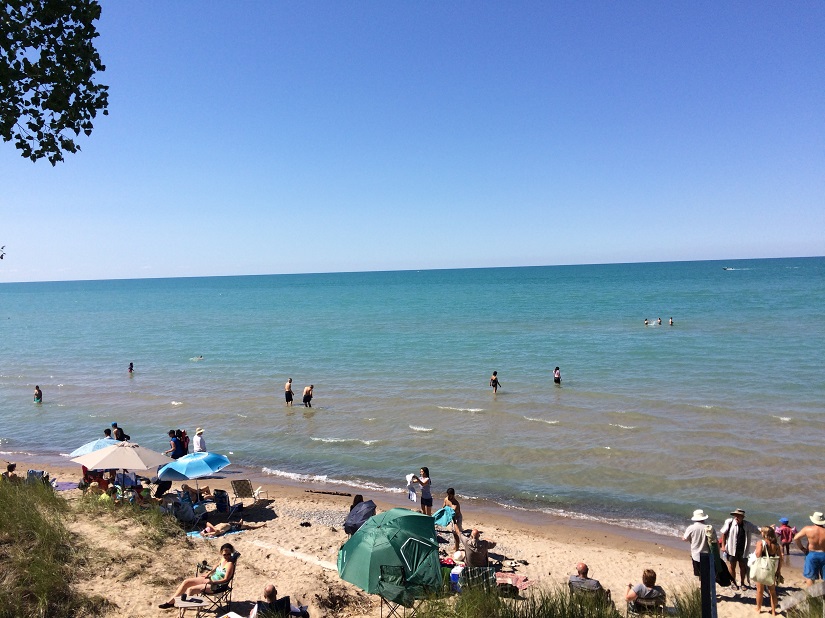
<box><xmin>1</xmin><ymin>1</ymin><xmax>823</xmax><ymax>282</ymax></box>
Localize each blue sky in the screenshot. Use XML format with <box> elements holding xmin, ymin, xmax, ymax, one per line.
<box><xmin>1</xmin><ymin>1</ymin><xmax>823</xmax><ymax>282</ymax></box>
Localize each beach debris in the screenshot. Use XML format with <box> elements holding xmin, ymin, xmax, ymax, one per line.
<box><xmin>305</xmin><ymin>490</ymin><xmax>352</xmax><ymax>496</ymax></box>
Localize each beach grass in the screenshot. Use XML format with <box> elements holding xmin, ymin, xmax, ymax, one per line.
<box><xmin>75</xmin><ymin>491</ymin><xmax>182</xmax><ymax>548</ymax></box>
<box><xmin>416</xmin><ymin>585</ymin><xmax>704</xmax><ymax>618</ymax></box>
<box><xmin>0</xmin><ymin>480</ymin><xmax>107</xmax><ymax>618</ymax></box>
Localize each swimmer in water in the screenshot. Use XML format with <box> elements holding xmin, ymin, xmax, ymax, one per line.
<box><xmin>644</xmin><ymin>319</ymin><xmax>649</xmax><ymax>326</ymax></box>
<box><xmin>34</xmin><ymin>385</ymin><xmax>42</xmax><ymax>403</ymax></box>
<box><xmin>553</xmin><ymin>367</ymin><xmax>561</xmax><ymax>384</ymax></box>
<box><xmin>669</xmin><ymin>317</ymin><xmax>674</xmax><ymax>326</ymax></box>
<box><xmin>657</xmin><ymin>317</ymin><xmax>662</xmax><ymax>326</ymax></box>
<box><xmin>128</xmin><ymin>362</ymin><xmax>134</xmax><ymax>374</ymax></box>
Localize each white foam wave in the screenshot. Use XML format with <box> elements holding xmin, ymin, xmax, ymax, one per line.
<box><xmin>523</xmin><ymin>416</ymin><xmax>559</xmax><ymax>425</ymax></box>
<box><xmin>772</xmin><ymin>416</ymin><xmax>792</xmax><ymax>422</ymax></box>
<box><xmin>57</xmin><ymin>384</ymin><xmax>64</xmax><ymax>387</ymax></box>
<box><xmin>609</xmin><ymin>423</ymin><xmax>636</xmax><ymax>430</ymax></box>
<box><xmin>261</xmin><ymin>467</ymin><xmax>404</xmax><ymax>494</ymax></box>
<box><xmin>310</xmin><ymin>437</ymin><xmax>379</xmax><ymax>446</ymax></box>
<box><xmin>498</xmin><ymin>502</ymin><xmax>682</xmax><ymax>537</ymax></box>
<box><xmin>409</xmin><ymin>425</ymin><xmax>433</xmax><ymax>432</ymax></box>
<box><xmin>0</xmin><ymin>450</ymin><xmax>34</xmax><ymax>457</ymax></box>
<box><xmin>604</xmin><ymin>446</ymin><xmax>611</xmax><ymax>450</ymax></box>
<box><xmin>364</xmin><ymin>418</ymin><xmax>377</xmax><ymax>421</ymax></box>
<box><xmin>236</xmin><ymin>414</ymin><xmax>248</xmax><ymax>418</ymax></box>
<box><xmin>171</xmin><ymin>401</ymin><xmax>183</xmax><ymax>406</ymax></box>
<box><xmin>437</xmin><ymin>406</ymin><xmax>483</xmax><ymax>413</ymax></box>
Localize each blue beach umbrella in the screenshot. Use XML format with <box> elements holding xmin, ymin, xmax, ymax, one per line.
<box><xmin>157</xmin><ymin>452</ymin><xmax>231</xmax><ymax>482</ymax></box>
<box><xmin>69</xmin><ymin>437</ymin><xmax>119</xmax><ymax>457</ymax></box>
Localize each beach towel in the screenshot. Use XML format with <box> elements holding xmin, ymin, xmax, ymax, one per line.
<box><xmin>432</xmin><ymin>506</ymin><xmax>455</xmax><ymax>527</ymax></box>
<box><xmin>53</xmin><ymin>481</ymin><xmax>79</xmax><ymax>492</ymax></box>
<box><xmin>186</xmin><ymin>529</ymin><xmax>243</xmax><ymax>540</ymax></box>
<box><xmin>495</xmin><ymin>572</ymin><xmax>533</xmax><ymax>591</ymax></box>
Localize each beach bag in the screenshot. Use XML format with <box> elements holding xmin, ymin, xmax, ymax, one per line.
<box><xmin>706</xmin><ymin>526</ymin><xmax>732</xmax><ymax>586</ymax></box>
<box><xmin>749</xmin><ymin>541</ymin><xmax>779</xmax><ymax>586</ymax></box>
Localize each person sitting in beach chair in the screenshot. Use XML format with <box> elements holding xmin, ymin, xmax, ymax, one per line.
<box><xmin>256</xmin><ymin>583</ymin><xmax>310</xmax><ymax>617</ymax></box>
<box><xmin>158</xmin><ymin>543</ymin><xmax>238</xmax><ymax>609</ymax></box>
<box><xmin>569</xmin><ymin>562</ymin><xmax>612</xmax><ymax>603</ymax></box>
<box><xmin>202</xmin><ymin>519</ymin><xmax>267</xmax><ymax>538</ymax></box>
<box><xmin>625</xmin><ymin>569</ymin><xmax>666</xmax><ymax>615</ymax></box>
<box><xmin>1</xmin><ymin>463</ymin><xmax>21</xmax><ymax>484</ymax></box>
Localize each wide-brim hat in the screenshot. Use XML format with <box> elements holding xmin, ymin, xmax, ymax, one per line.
<box><xmin>196</xmin><ymin>427</ymin><xmax>204</xmax><ymax>434</ymax></box>
<box><xmin>730</xmin><ymin>508</ymin><xmax>746</xmax><ymax>517</ymax></box>
<box><xmin>811</xmin><ymin>512</ymin><xmax>825</xmax><ymax>526</ymax></box>
<box><xmin>691</xmin><ymin>509</ymin><xmax>709</xmax><ymax>521</ymax></box>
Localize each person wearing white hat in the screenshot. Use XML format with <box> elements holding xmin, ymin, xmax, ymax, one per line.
<box><xmin>719</xmin><ymin>508</ymin><xmax>760</xmax><ymax>589</ymax></box>
<box><xmin>683</xmin><ymin>509</ymin><xmax>715</xmax><ymax>577</ymax></box>
<box><xmin>193</xmin><ymin>428</ymin><xmax>207</xmax><ymax>453</ymax></box>
<box><xmin>793</xmin><ymin>511</ymin><xmax>825</xmax><ymax>586</ymax></box>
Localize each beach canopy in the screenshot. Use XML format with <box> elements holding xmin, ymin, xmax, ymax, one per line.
<box><xmin>70</xmin><ymin>441</ymin><xmax>171</xmax><ymax>471</ymax></box>
<box><xmin>337</xmin><ymin>508</ymin><xmax>441</xmax><ymax>602</ymax></box>
<box><xmin>69</xmin><ymin>437</ymin><xmax>119</xmax><ymax>457</ymax></box>
<box><xmin>344</xmin><ymin>499</ymin><xmax>377</xmax><ymax>535</ymax></box>
<box><xmin>157</xmin><ymin>452</ymin><xmax>231</xmax><ymax>481</ymax></box>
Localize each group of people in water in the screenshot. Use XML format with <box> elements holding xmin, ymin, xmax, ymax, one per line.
<box><xmin>284</xmin><ymin>378</ymin><xmax>314</xmax><ymax>407</ymax></box>
<box><xmin>489</xmin><ymin>367</ymin><xmax>561</xmax><ymax>393</ymax></box>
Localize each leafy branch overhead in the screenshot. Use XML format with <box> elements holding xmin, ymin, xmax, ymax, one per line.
<box><xmin>1</xmin><ymin>0</ymin><xmax>109</xmax><ymax>165</ymax></box>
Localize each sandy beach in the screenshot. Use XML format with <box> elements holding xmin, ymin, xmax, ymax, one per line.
<box><xmin>5</xmin><ymin>455</ymin><xmax>815</xmax><ymax>617</ymax></box>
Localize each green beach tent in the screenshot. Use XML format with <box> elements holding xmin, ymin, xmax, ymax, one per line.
<box><xmin>337</xmin><ymin>508</ymin><xmax>441</xmax><ymax>605</ymax></box>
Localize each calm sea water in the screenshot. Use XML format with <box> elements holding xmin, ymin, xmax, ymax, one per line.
<box><xmin>1</xmin><ymin>258</ymin><xmax>823</xmax><ymax>536</ymax></box>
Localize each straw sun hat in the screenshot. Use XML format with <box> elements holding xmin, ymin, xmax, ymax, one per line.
<box><xmin>691</xmin><ymin>509</ymin><xmax>709</xmax><ymax>521</ymax></box>
<box><xmin>811</xmin><ymin>512</ymin><xmax>825</xmax><ymax>526</ymax></box>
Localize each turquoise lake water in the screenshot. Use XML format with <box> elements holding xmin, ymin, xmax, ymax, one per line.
<box><xmin>1</xmin><ymin>257</ymin><xmax>823</xmax><ymax>536</ymax></box>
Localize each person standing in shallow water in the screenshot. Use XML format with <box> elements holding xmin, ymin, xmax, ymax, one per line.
<box><xmin>490</xmin><ymin>371</ymin><xmax>501</xmax><ymax>393</ymax></box>
<box><xmin>33</xmin><ymin>385</ymin><xmax>42</xmax><ymax>403</ymax></box>
<box><xmin>128</xmin><ymin>362</ymin><xmax>134</xmax><ymax>374</ymax></box>
<box><xmin>553</xmin><ymin>367</ymin><xmax>561</xmax><ymax>385</ymax></box>
<box><xmin>302</xmin><ymin>384</ymin><xmax>313</xmax><ymax>407</ymax></box>
<box><xmin>285</xmin><ymin>378</ymin><xmax>294</xmax><ymax>407</ymax></box>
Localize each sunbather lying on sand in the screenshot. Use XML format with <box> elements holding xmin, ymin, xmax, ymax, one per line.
<box><xmin>202</xmin><ymin>520</ymin><xmax>267</xmax><ymax>538</ymax></box>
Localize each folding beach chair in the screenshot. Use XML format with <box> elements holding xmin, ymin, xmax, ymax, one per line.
<box><xmin>378</xmin><ymin>565</ymin><xmax>419</xmax><ymax>618</ymax></box>
<box><xmin>230</xmin><ymin>479</ymin><xmax>268</xmax><ymax>509</ymax></box>
<box><xmin>626</xmin><ymin>595</ymin><xmax>666</xmax><ymax>617</ymax></box>
<box><xmin>181</xmin><ymin>552</ymin><xmax>240</xmax><ymax>616</ymax></box>
<box><xmin>213</xmin><ymin>488</ymin><xmax>241</xmax><ymax>521</ymax></box>
<box><xmin>458</xmin><ymin>566</ymin><xmax>497</xmax><ymax>593</ymax></box>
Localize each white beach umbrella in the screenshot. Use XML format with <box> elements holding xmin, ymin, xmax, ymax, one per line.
<box><xmin>70</xmin><ymin>441</ymin><xmax>171</xmax><ymax>471</ymax></box>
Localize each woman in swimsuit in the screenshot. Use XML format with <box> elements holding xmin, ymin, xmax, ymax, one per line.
<box><xmin>201</xmin><ymin>520</ymin><xmax>267</xmax><ymax>538</ymax></box>
<box><xmin>490</xmin><ymin>371</ymin><xmax>500</xmax><ymax>393</ymax></box>
<box><xmin>553</xmin><ymin>367</ymin><xmax>561</xmax><ymax>384</ymax></box>
<box><xmin>158</xmin><ymin>543</ymin><xmax>237</xmax><ymax>609</ymax></box>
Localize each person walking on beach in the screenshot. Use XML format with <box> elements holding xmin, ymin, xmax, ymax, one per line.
<box><xmin>720</xmin><ymin>508</ymin><xmax>759</xmax><ymax>589</ymax></box>
<box><xmin>553</xmin><ymin>367</ymin><xmax>561</xmax><ymax>385</ymax></box>
<box><xmin>793</xmin><ymin>511</ymin><xmax>825</xmax><ymax>586</ymax></box>
<box><xmin>285</xmin><ymin>378</ymin><xmax>294</xmax><ymax>407</ymax></box>
<box><xmin>302</xmin><ymin>384</ymin><xmax>313</xmax><ymax>407</ymax></box>
<box><xmin>754</xmin><ymin>526</ymin><xmax>782</xmax><ymax>615</ymax></box>
<box><xmin>193</xmin><ymin>428</ymin><xmax>207</xmax><ymax>453</ymax></box>
<box><xmin>33</xmin><ymin>385</ymin><xmax>42</xmax><ymax>403</ymax></box>
<box><xmin>683</xmin><ymin>509</ymin><xmax>714</xmax><ymax>577</ymax></box>
<box><xmin>411</xmin><ymin>467</ymin><xmax>432</xmax><ymax>515</ymax></box>
<box><xmin>775</xmin><ymin>518</ymin><xmax>797</xmax><ymax>556</ymax></box>
<box><xmin>490</xmin><ymin>371</ymin><xmax>501</xmax><ymax>393</ymax></box>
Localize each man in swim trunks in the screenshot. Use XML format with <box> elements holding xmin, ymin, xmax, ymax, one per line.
<box><xmin>285</xmin><ymin>378</ymin><xmax>294</xmax><ymax>406</ymax></box>
<box><xmin>34</xmin><ymin>385</ymin><xmax>42</xmax><ymax>403</ymax></box>
<box><xmin>302</xmin><ymin>384</ymin><xmax>313</xmax><ymax>407</ymax></box>
<box><xmin>794</xmin><ymin>511</ymin><xmax>825</xmax><ymax>586</ymax></box>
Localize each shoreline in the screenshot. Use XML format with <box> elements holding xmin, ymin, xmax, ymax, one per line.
<box><xmin>9</xmin><ymin>448</ymin><xmax>687</xmax><ymax>553</ymax></box>
<box><xmin>6</xmin><ymin>452</ymin><xmax>815</xmax><ymax>617</ymax></box>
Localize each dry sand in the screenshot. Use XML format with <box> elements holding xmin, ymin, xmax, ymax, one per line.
<box><xmin>10</xmin><ymin>457</ymin><xmax>812</xmax><ymax>617</ymax></box>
